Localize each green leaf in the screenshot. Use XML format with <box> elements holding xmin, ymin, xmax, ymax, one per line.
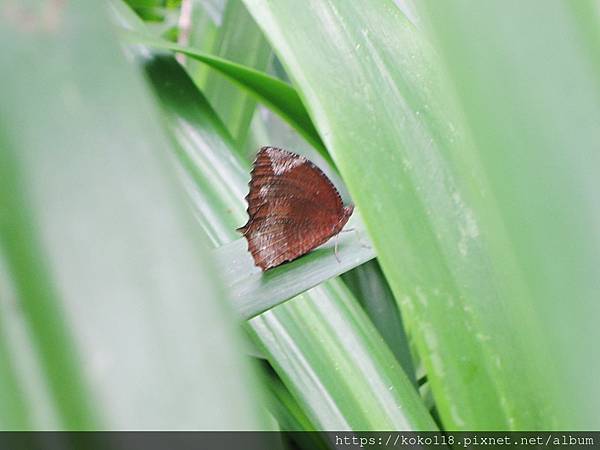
<box><xmin>0</xmin><ymin>0</ymin><xmax>260</xmax><ymax>430</ymax></box>
<box><xmin>135</xmin><ymin>33</ymin><xmax>436</xmax><ymax>431</ymax></box>
<box><xmin>249</xmin><ymin>279</ymin><xmax>434</xmax><ymax>430</ymax></box>
<box><xmin>342</xmin><ymin>261</ymin><xmax>416</xmax><ymax>387</ymax></box>
<box><xmin>140</xmin><ymin>53</ymin><xmax>249</xmax><ymax>242</ymax></box>
<box><xmin>201</xmin><ymin>0</ymin><xmax>272</xmax><ymax>147</ymax></box>
<box><xmin>243</xmin><ymin>0</ymin><xmax>561</xmax><ymax>430</ymax></box>
<box><xmin>180</xmin><ymin>1</ymin><xmax>219</xmax><ymax>85</ymax></box>
<box><xmin>418</xmin><ymin>0</ymin><xmax>600</xmax><ymax>428</ymax></box>
<box><xmin>123</xmin><ymin>31</ymin><xmax>331</xmax><ymax>166</ymax></box>
<box><xmin>261</xmin><ymin>370</ymin><xmax>317</xmax><ymax>431</ymax></box>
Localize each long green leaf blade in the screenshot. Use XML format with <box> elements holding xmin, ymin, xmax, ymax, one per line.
<box><xmin>0</xmin><ymin>1</ymin><xmax>260</xmax><ymax>430</ymax></box>
<box><xmin>342</xmin><ymin>261</ymin><xmax>416</xmax><ymax>387</ymax></box>
<box><xmin>243</xmin><ymin>0</ymin><xmax>558</xmax><ymax>430</ymax></box>
<box><xmin>249</xmin><ymin>279</ymin><xmax>433</xmax><ymax>430</ymax></box>
<box><xmin>418</xmin><ymin>0</ymin><xmax>600</xmax><ymax>428</ymax></box>
<box><xmin>201</xmin><ymin>0</ymin><xmax>272</xmax><ymax>147</ymax></box>
<box><xmin>124</xmin><ymin>32</ymin><xmax>331</xmax><ymax>165</ymax></box>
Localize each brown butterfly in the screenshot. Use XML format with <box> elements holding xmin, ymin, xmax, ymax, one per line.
<box><xmin>238</xmin><ymin>146</ymin><xmax>354</xmax><ymax>271</ymax></box>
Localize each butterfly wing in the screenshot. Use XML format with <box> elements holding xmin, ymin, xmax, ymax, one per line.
<box><xmin>239</xmin><ymin>146</ymin><xmax>352</xmax><ymax>270</ymax></box>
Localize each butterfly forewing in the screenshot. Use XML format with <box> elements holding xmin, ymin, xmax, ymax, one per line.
<box><xmin>239</xmin><ymin>146</ymin><xmax>352</xmax><ymax>270</ymax></box>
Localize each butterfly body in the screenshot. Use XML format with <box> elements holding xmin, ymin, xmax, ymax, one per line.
<box><xmin>238</xmin><ymin>146</ymin><xmax>354</xmax><ymax>271</ymax></box>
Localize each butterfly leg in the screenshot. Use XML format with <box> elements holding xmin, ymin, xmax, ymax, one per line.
<box><xmin>334</xmin><ymin>233</ymin><xmax>341</xmax><ymax>263</ymax></box>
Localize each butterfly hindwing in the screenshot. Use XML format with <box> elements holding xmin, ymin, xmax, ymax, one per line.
<box><xmin>239</xmin><ymin>147</ymin><xmax>352</xmax><ymax>270</ymax></box>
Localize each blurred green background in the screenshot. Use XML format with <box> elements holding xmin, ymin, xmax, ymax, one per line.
<box><xmin>1</xmin><ymin>0</ymin><xmax>599</xmax><ymax>441</ymax></box>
